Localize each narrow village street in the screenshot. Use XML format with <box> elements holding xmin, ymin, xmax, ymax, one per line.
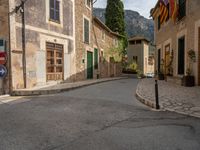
<box><xmin>0</xmin><ymin>77</ymin><xmax>200</xmax><ymax>150</ymax></box>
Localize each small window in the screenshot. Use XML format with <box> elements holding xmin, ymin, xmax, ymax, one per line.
<box><xmin>85</xmin><ymin>0</ymin><xmax>91</xmax><ymax>8</ymax></box>
<box><xmin>136</xmin><ymin>40</ymin><xmax>141</xmax><ymax>44</ymax></box>
<box><xmin>102</xmin><ymin>30</ymin><xmax>105</xmax><ymax>41</ymax></box>
<box><xmin>49</xmin><ymin>0</ymin><xmax>60</xmax><ymax>22</ymax></box>
<box><xmin>84</xmin><ymin>18</ymin><xmax>90</xmax><ymax>44</ymax></box>
<box><xmin>178</xmin><ymin>0</ymin><xmax>186</xmax><ymax>20</ymax></box>
<box><xmin>129</xmin><ymin>41</ymin><xmax>135</xmax><ymax>45</ymax></box>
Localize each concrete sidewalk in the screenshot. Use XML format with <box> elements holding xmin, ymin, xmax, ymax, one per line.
<box><xmin>136</xmin><ymin>78</ymin><xmax>200</xmax><ymax>118</ymax></box>
<box><xmin>11</xmin><ymin>77</ymin><xmax>127</xmax><ymax>96</ymax></box>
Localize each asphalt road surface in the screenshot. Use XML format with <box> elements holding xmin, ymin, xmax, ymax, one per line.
<box><xmin>0</xmin><ymin>78</ymin><xmax>200</xmax><ymax>150</ymax></box>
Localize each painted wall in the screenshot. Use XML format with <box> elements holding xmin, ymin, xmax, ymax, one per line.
<box><xmin>8</xmin><ymin>0</ymin><xmax>75</xmax><ymax>89</ymax></box>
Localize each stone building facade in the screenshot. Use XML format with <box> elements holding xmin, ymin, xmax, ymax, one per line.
<box><xmin>93</xmin><ymin>17</ymin><xmax>123</xmax><ymax>78</ymax></box>
<box><xmin>75</xmin><ymin>0</ymin><xmax>122</xmax><ymax>81</ymax></box>
<box><xmin>127</xmin><ymin>37</ymin><xmax>154</xmax><ymax>75</ymax></box>
<box><xmin>152</xmin><ymin>0</ymin><xmax>200</xmax><ymax>85</ymax></box>
<box><xmin>0</xmin><ymin>0</ymin><xmax>122</xmax><ymax>94</ymax></box>
<box><xmin>0</xmin><ymin>0</ymin><xmax>75</xmax><ymax>92</ymax></box>
<box><xmin>74</xmin><ymin>0</ymin><xmax>93</xmax><ymax>81</ymax></box>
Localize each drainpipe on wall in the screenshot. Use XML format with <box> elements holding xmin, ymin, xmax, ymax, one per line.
<box><xmin>92</xmin><ymin>0</ymin><xmax>101</xmax><ymax>79</ymax></box>
<box><xmin>8</xmin><ymin>0</ymin><xmax>13</xmax><ymax>94</ymax></box>
<box><xmin>21</xmin><ymin>0</ymin><xmax>27</xmax><ymax>89</ymax></box>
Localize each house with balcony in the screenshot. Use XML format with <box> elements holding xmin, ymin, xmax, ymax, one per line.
<box><xmin>151</xmin><ymin>0</ymin><xmax>200</xmax><ymax>85</ymax></box>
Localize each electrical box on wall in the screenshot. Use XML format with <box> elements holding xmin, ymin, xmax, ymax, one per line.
<box><xmin>0</xmin><ymin>39</ymin><xmax>6</xmax><ymax>52</ymax></box>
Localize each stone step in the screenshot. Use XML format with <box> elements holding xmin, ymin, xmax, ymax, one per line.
<box><xmin>166</xmin><ymin>76</ymin><xmax>182</xmax><ymax>85</ymax></box>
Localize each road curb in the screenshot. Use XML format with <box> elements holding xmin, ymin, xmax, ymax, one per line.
<box><xmin>135</xmin><ymin>89</ymin><xmax>157</xmax><ymax>109</ymax></box>
<box><xmin>135</xmin><ymin>84</ymin><xmax>200</xmax><ymax>119</ymax></box>
<box><xmin>11</xmin><ymin>77</ymin><xmax>127</xmax><ymax>96</ymax></box>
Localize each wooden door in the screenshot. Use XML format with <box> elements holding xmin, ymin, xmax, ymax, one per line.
<box><xmin>110</xmin><ymin>57</ymin><xmax>114</xmax><ymax>77</ymax></box>
<box><xmin>87</xmin><ymin>51</ymin><xmax>93</xmax><ymax>79</ymax></box>
<box><xmin>46</xmin><ymin>42</ymin><xmax>64</xmax><ymax>81</ymax></box>
<box><xmin>178</xmin><ymin>37</ymin><xmax>185</xmax><ymax>75</ymax></box>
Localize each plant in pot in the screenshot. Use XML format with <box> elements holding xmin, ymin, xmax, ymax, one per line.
<box><xmin>158</xmin><ymin>59</ymin><xmax>165</xmax><ymax>80</ymax></box>
<box><xmin>182</xmin><ymin>49</ymin><xmax>196</xmax><ymax>87</ymax></box>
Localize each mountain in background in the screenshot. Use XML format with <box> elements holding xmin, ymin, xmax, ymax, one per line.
<box><xmin>93</xmin><ymin>8</ymin><xmax>154</xmax><ymax>42</ymax></box>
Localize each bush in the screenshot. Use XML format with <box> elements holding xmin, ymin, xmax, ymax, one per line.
<box><xmin>127</xmin><ymin>62</ymin><xmax>137</xmax><ymax>72</ymax></box>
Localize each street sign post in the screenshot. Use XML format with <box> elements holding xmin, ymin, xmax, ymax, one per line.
<box><xmin>0</xmin><ymin>52</ymin><xmax>7</xmax><ymax>65</ymax></box>
<box><xmin>0</xmin><ymin>65</ymin><xmax>7</xmax><ymax>78</ymax></box>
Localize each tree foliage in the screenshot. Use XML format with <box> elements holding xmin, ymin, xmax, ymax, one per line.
<box><xmin>105</xmin><ymin>0</ymin><xmax>127</xmax><ymax>49</ymax></box>
<box><xmin>105</xmin><ymin>40</ymin><xmax>124</xmax><ymax>63</ymax></box>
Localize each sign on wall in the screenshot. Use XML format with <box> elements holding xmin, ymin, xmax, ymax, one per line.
<box><xmin>0</xmin><ymin>65</ymin><xmax>7</xmax><ymax>78</ymax></box>
<box><xmin>0</xmin><ymin>52</ymin><xmax>7</xmax><ymax>65</ymax></box>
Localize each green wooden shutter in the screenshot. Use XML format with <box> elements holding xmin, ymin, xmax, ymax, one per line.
<box><xmin>84</xmin><ymin>19</ymin><xmax>89</xmax><ymax>44</ymax></box>
<box><xmin>94</xmin><ymin>48</ymin><xmax>98</xmax><ymax>69</ymax></box>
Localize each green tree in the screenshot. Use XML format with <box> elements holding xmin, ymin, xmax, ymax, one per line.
<box><xmin>105</xmin><ymin>0</ymin><xmax>127</xmax><ymax>49</ymax></box>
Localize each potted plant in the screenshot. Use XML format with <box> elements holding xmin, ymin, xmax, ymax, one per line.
<box><xmin>158</xmin><ymin>59</ymin><xmax>165</xmax><ymax>80</ymax></box>
<box><xmin>182</xmin><ymin>49</ymin><xmax>196</xmax><ymax>87</ymax></box>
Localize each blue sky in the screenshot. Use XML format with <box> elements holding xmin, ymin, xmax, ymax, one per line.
<box><xmin>94</xmin><ymin>0</ymin><xmax>158</xmax><ymax>18</ymax></box>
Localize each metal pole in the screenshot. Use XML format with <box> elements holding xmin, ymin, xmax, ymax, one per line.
<box><xmin>155</xmin><ymin>79</ymin><xmax>160</xmax><ymax>109</ymax></box>
<box><xmin>21</xmin><ymin>0</ymin><xmax>26</xmax><ymax>88</ymax></box>
<box><xmin>8</xmin><ymin>6</ymin><xmax>13</xmax><ymax>94</ymax></box>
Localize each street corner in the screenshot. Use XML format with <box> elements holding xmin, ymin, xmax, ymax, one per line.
<box><xmin>136</xmin><ymin>78</ymin><xmax>200</xmax><ymax>119</ymax></box>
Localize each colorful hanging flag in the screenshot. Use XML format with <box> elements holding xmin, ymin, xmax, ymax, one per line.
<box><xmin>162</xmin><ymin>0</ymin><xmax>169</xmax><ymax>5</ymax></box>
<box><xmin>159</xmin><ymin>1</ymin><xmax>169</xmax><ymax>24</ymax></box>
<box><xmin>170</xmin><ymin>0</ymin><xmax>178</xmax><ymax>22</ymax></box>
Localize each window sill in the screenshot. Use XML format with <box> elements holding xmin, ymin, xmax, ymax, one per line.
<box><xmin>85</xmin><ymin>4</ymin><xmax>91</xmax><ymax>11</ymax></box>
<box><xmin>49</xmin><ymin>19</ymin><xmax>61</xmax><ymax>24</ymax></box>
<box><xmin>48</xmin><ymin>19</ymin><xmax>63</xmax><ymax>28</ymax></box>
<box><xmin>84</xmin><ymin>41</ymin><xmax>90</xmax><ymax>45</ymax></box>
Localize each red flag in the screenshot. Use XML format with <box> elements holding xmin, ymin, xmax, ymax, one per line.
<box><xmin>170</xmin><ymin>0</ymin><xmax>178</xmax><ymax>22</ymax></box>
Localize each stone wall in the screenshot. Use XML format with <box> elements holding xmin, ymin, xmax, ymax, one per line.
<box><xmin>93</xmin><ymin>19</ymin><xmax>122</xmax><ymax>78</ymax></box>
<box><xmin>0</xmin><ymin>0</ymin><xmax>9</xmax><ymax>94</ymax></box>
<box><xmin>75</xmin><ymin>0</ymin><xmax>93</xmax><ymax>81</ymax></box>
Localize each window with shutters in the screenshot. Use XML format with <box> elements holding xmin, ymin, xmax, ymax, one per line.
<box><xmin>49</xmin><ymin>0</ymin><xmax>60</xmax><ymax>22</ymax></box>
<box><xmin>83</xmin><ymin>17</ymin><xmax>90</xmax><ymax>44</ymax></box>
<box><xmin>178</xmin><ymin>0</ymin><xmax>186</xmax><ymax>20</ymax></box>
<box><xmin>85</xmin><ymin>0</ymin><xmax>91</xmax><ymax>8</ymax></box>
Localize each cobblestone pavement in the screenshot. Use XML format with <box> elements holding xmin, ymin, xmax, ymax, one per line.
<box><xmin>136</xmin><ymin>78</ymin><xmax>200</xmax><ymax>118</ymax></box>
